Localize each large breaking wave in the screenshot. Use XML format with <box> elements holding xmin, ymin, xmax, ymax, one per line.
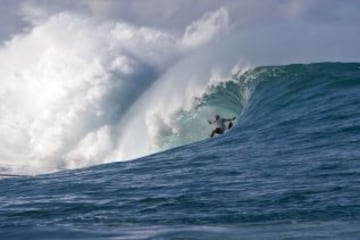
<box><xmin>1</xmin><ymin>5</ymin><xmax>359</xmax><ymax>175</ymax></box>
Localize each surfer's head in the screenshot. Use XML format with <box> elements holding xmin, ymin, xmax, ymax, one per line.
<box><xmin>215</xmin><ymin>115</ymin><xmax>220</xmax><ymax>120</ymax></box>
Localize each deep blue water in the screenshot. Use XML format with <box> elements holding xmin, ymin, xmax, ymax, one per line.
<box><xmin>1</xmin><ymin>62</ymin><xmax>360</xmax><ymax>239</ymax></box>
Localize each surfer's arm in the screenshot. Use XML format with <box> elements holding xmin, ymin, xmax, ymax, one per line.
<box><xmin>208</xmin><ymin>120</ymin><xmax>213</xmax><ymax>124</ymax></box>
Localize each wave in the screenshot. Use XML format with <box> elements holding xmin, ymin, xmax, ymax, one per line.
<box><xmin>1</xmin><ymin>6</ymin><xmax>360</xmax><ymax>175</ymax></box>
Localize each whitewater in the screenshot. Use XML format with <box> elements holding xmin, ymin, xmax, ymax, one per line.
<box><xmin>0</xmin><ymin>8</ymin><xmax>240</xmax><ymax>174</ymax></box>
<box><xmin>1</xmin><ymin>5</ymin><xmax>360</xmax><ymax>240</ymax></box>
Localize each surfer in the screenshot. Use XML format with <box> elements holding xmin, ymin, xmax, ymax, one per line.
<box><xmin>208</xmin><ymin>115</ymin><xmax>236</xmax><ymax>137</ymax></box>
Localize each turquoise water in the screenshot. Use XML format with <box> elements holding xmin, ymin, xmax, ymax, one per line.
<box><xmin>1</xmin><ymin>62</ymin><xmax>360</xmax><ymax>239</ymax></box>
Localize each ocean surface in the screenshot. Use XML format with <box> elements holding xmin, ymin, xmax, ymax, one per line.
<box><xmin>1</xmin><ymin>62</ymin><xmax>360</xmax><ymax>239</ymax></box>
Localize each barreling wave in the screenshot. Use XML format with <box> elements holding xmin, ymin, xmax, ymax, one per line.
<box><xmin>149</xmin><ymin>71</ymin><xmax>255</xmax><ymax>150</ymax></box>
<box><xmin>1</xmin><ymin>7</ymin><xmax>360</xmax><ymax>175</ymax></box>
<box><xmin>160</xmin><ymin>62</ymin><xmax>360</xmax><ymax>157</ymax></box>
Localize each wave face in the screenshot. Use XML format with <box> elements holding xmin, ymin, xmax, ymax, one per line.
<box><xmin>1</xmin><ymin>62</ymin><xmax>360</xmax><ymax>239</ymax></box>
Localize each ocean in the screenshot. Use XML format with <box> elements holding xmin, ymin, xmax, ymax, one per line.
<box><xmin>1</xmin><ymin>62</ymin><xmax>359</xmax><ymax>239</ymax></box>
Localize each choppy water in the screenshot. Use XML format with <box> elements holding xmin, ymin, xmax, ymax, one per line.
<box><xmin>1</xmin><ymin>62</ymin><xmax>360</xmax><ymax>239</ymax></box>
